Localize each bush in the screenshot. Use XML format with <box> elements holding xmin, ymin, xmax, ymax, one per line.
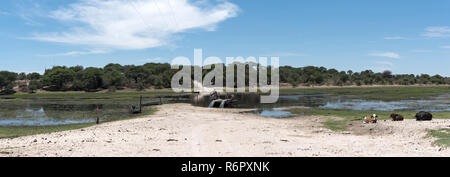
<box><xmin>108</xmin><ymin>86</ymin><xmax>117</xmax><ymax>93</ymax></box>
<box><xmin>42</xmin><ymin>67</ymin><xmax>75</xmax><ymax>90</ymax></box>
<box><xmin>0</xmin><ymin>84</ymin><xmax>16</xmax><ymax>95</ymax></box>
<box><xmin>136</xmin><ymin>82</ymin><xmax>146</xmax><ymax>91</ymax></box>
<box><xmin>28</xmin><ymin>80</ymin><xmax>41</xmax><ymax>93</ymax></box>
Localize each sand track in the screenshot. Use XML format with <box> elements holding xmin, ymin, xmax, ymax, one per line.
<box><xmin>0</xmin><ymin>103</ymin><xmax>449</xmax><ymax>157</ymax></box>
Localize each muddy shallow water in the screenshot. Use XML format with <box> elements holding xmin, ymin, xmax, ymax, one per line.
<box><xmin>237</xmin><ymin>94</ymin><xmax>449</xmax><ymax>118</ymax></box>
<box><xmin>277</xmin><ymin>94</ymin><xmax>450</xmax><ymax>112</ymax></box>
<box><xmin>0</xmin><ymin>97</ymin><xmax>190</xmax><ymax>126</ymax></box>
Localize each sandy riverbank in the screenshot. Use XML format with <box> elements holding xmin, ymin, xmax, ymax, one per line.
<box><xmin>1</xmin><ymin>103</ymin><xmax>449</xmax><ymax>157</ymax></box>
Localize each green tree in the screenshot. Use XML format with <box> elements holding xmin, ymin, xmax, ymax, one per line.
<box><xmin>42</xmin><ymin>67</ymin><xmax>75</xmax><ymax>90</ymax></box>
<box><xmin>26</xmin><ymin>72</ymin><xmax>41</xmax><ymax>80</ymax></box>
<box><xmin>125</xmin><ymin>65</ymin><xmax>147</xmax><ymax>84</ymax></box>
<box><xmin>103</xmin><ymin>70</ymin><xmax>126</xmax><ymax>89</ymax></box>
<box><xmin>17</xmin><ymin>72</ymin><xmax>27</xmax><ymax>80</ymax></box>
<box><xmin>104</xmin><ymin>63</ymin><xmax>124</xmax><ymax>73</ymax></box>
<box><xmin>0</xmin><ymin>71</ymin><xmax>18</xmax><ymax>95</ymax></box>
<box><xmin>28</xmin><ymin>80</ymin><xmax>41</xmax><ymax>93</ymax></box>
<box><xmin>136</xmin><ymin>82</ymin><xmax>146</xmax><ymax>91</ymax></box>
<box><xmin>80</xmin><ymin>67</ymin><xmax>104</xmax><ymax>90</ymax></box>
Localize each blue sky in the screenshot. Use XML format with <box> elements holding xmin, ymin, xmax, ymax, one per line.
<box><xmin>1</xmin><ymin>0</ymin><xmax>450</xmax><ymax>76</ymax></box>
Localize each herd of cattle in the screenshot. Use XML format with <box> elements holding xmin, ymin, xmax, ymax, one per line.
<box><xmin>363</xmin><ymin>111</ymin><xmax>433</xmax><ymax>124</ymax></box>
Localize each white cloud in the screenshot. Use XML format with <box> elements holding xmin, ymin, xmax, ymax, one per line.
<box><xmin>441</xmin><ymin>46</ymin><xmax>450</xmax><ymax>49</ymax></box>
<box><xmin>371</xmin><ymin>61</ymin><xmax>394</xmax><ymax>72</ymax></box>
<box><xmin>383</xmin><ymin>36</ymin><xmax>407</xmax><ymax>40</ymax></box>
<box><xmin>31</xmin><ymin>0</ymin><xmax>239</xmax><ymax>50</ymax></box>
<box><xmin>375</xmin><ymin>61</ymin><xmax>393</xmax><ymax>66</ymax></box>
<box><xmin>38</xmin><ymin>49</ymin><xmax>109</xmax><ymax>56</ymax></box>
<box><xmin>368</xmin><ymin>52</ymin><xmax>401</xmax><ymax>59</ymax></box>
<box><xmin>423</xmin><ymin>26</ymin><xmax>450</xmax><ymax>38</ymax></box>
<box><xmin>371</xmin><ymin>66</ymin><xmax>392</xmax><ymax>73</ymax></box>
<box><xmin>13</xmin><ymin>0</ymin><xmax>48</xmax><ymax>26</ymax></box>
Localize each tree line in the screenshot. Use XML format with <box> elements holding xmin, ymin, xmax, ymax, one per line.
<box><xmin>0</xmin><ymin>62</ymin><xmax>449</xmax><ymax>95</ymax></box>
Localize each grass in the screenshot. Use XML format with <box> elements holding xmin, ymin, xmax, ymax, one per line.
<box><xmin>289</xmin><ymin>108</ymin><xmax>450</xmax><ymax>131</ymax></box>
<box><xmin>0</xmin><ymin>89</ymin><xmax>183</xmax><ymax>104</ymax></box>
<box><xmin>280</xmin><ymin>86</ymin><xmax>450</xmax><ymax>101</ymax></box>
<box><xmin>0</xmin><ymin>123</ymin><xmax>96</xmax><ymax>139</ymax></box>
<box><xmin>322</xmin><ymin>119</ymin><xmax>348</xmax><ymax>131</ymax></box>
<box><xmin>427</xmin><ymin>128</ymin><xmax>450</xmax><ymax>147</ymax></box>
<box><xmin>0</xmin><ymin>107</ymin><xmax>158</xmax><ymax>139</ymax></box>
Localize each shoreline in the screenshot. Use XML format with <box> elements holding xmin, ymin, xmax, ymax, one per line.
<box><xmin>1</xmin><ymin>103</ymin><xmax>449</xmax><ymax>157</ymax></box>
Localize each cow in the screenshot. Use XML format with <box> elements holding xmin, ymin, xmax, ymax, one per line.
<box><xmin>363</xmin><ymin>114</ymin><xmax>377</xmax><ymax>124</ymax></box>
<box><xmin>416</xmin><ymin>111</ymin><xmax>432</xmax><ymax>121</ymax></box>
<box><xmin>390</xmin><ymin>113</ymin><xmax>404</xmax><ymax>121</ymax></box>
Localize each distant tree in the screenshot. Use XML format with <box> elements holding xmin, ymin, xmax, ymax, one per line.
<box><xmin>431</xmin><ymin>74</ymin><xmax>445</xmax><ymax>85</ymax></box>
<box><xmin>0</xmin><ymin>84</ymin><xmax>15</xmax><ymax>95</ymax></box>
<box><xmin>26</xmin><ymin>72</ymin><xmax>41</xmax><ymax>80</ymax></box>
<box><xmin>347</xmin><ymin>70</ymin><xmax>353</xmax><ymax>75</ymax></box>
<box><xmin>125</xmin><ymin>65</ymin><xmax>147</xmax><ymax>84</ymax></box>
<box><xmin>104</xmin><ymin>63</ymin><xmax>124</xmax><ymax>73</ymax></box>
<box><xmin>103</xmin><ymin>70</ymin><xmax>126</xmax><ymax>89</ymax></box>
<box><xmin>28</xmin><ymin>80</ymin><xmax>41</xmax><ymax>93</ymax></box>
<box><xmin>42</xmin><ymin>67</ymin><xmax>75</xmax><ymax>90</ymax></box>
<box><xmin>418</xmin><ymin>74</ymin><xmax>431</xmax><ymax>84</ymax></box>
<box><xmin>1</xmin><ymin>62</ymin><xmax>449</xmax><ymax>92</ymax></box>
<box><xmin>312</xmin><ymin>73</ymin><xmax>324</xmax><ymax>85</ymax></box>
<box><xmin>80</xmin><ymin>67</ymin><xmax>104</xmax><ymax>90</ymax></box>
<box><xmin>70</xmin><ymin>79</ymin><xmax>84</xmax><ymax>91</ymax></box>
<box><xmin>28</xmin><ymin>84</ymin><xmax>38</xmax><ymax>93</ymax></box>
<box><xmin>382</xmin><ymin>70</ymin><xmax>392</xmax><ymax>78</ymax></box>
<box><xmin>17</xmin><ymin>72</ymin><xmax>27</xmax><ymax>80</ymax></box>
<box><xmin>69</xmin><ymin>65</ymin><xmax>84</xmax><ymax>73</ymax></box>
<box><xmin>0</xmin><ymin>75</ymin><xmax>7</xmax><ymax>92</ymax></box>
<box><xmin>136</xmin><ymin>82</ymin><xmax>146</xmax><ymax>91</ymax></box>
<box><xmin>0</xmin><ymin>71</ymin><xmax>18</xmax><ymax>95</ymax></box>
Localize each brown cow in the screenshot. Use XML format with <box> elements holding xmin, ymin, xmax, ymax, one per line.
<box><xmin>363</xmin><ymin>114</ymin><xmax>377</xmax><ymax>124</ymax></box>
<box><xmin>390</xmin><ymin>113</ymin><xmax>404</xmax><ymax>121</ymax></box>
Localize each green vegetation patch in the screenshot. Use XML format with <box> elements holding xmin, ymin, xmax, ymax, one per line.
<box><xmin>0</xmin><ymin>123</ymin><xmax>95</xmax><ymax>139</ymax></box>
<box><xmin>322</xmin><ymin>119</ymin><xmax>348</xmax><ymax>131</ymax></box>
<box><xmin>427</xmin><ymin>129</ymin><xmax>450</xmax><ymax>147</ymax></box>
